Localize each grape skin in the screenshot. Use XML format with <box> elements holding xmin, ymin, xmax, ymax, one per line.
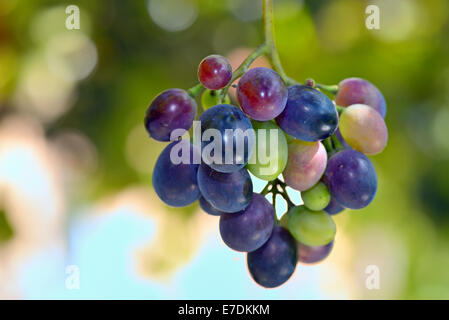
<box><xmin>246</xmin><ymin>121</ymin><xmax>288</xmax><ymax>181</ymax></box>
<box><xmin>145</xmin><ymin>89</ymin><xmax>197</xmax><ymax>142</ymax></box>
<box><xmin>237</xmin><ymin>67</ymin><xmax>288</xmax><ymax>121</ymax></box>
<box><xmin>199</xmin><ymin>196</ymin><xmax>223</xmax><ymax>216</ymax></box>
<box><xmin>301</xmin><ymin>182</ymin><xmax>331</xmax><ymax>211</ymax></box>
<box><xmin>276</xmin><ymin>85</ymin><xmax>338</xmax><ymax>142</ymax></box>
<box><xmin>335</xmin><ymin>77</ymin><xmax>387</xmax><ymax>118</ymax></box>
<box><xmin>152</xmin><ymin>141</ymin><xmax>201</xmax><ymax>207</ymax></box>
<box><xmin>198</xmin><ymin>55</ymin><xmax>233</xmax><ymax>90</ymax></box>
<box><xmin>297</xmin><ymin>241</ymin><xmax>334</xmax><ymax>264</ymax></box>
<box><xmin>324</xmin><ymin>197</ymin><xmax>345</xmax><ymax>215</ymax></box>
<box><xmin>219</xmin><ymin>193</ymin><xmax>274</xmax><ymax>252</ymax></box>
<box><xmin>282</xmin><ymin>139</ymin><xmax>327</xmax><ymax>192</ymax></box>
<box><xmin>201</xmin><ymin>89</ymin><xmax>231</xmax><ymax>110</ymax></box>
<box><xmin>199</xmin><ymin>104</ymin><xmax>254</xmax><ymax>173</ymax></box>
<box><xmin>324</xmin><ymin>149</ymin><xmax>377</xmax><ymax>209</ymax></box>
<box><xmin>287</xmin><ymin>206</ymin><xmax>336</xmax><ymax>246</ymax></box>
<box><xmin>339</xmin><ymin>104</ymin><xmax>388</xmax><ymax>155</ymax></box>
<box><xmin>247</xmin><ymin>226</ymin><xmax>298</xmax><ymax>288</ymax></box>
<box><xmin>197</xmin><ymin>164</ymin><xmax>253</xmax><ymax>213</ymax></box>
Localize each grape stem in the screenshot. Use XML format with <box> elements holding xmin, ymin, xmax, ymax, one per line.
<box><xmin>262</xmin><ymin>0</ymin><xmax>297</xmax><ymax>86</ymax></box>
<box><xmin>316</xmin><ymin>83</ymin><xmax>339</xmax><ymax>95</ymax></box>
<box><xmin>261</xmin><ymin>178</ymin><xmax>295</xmax><ymax>213</ymax></box>
<box><xmin>187</xmin><ymin>83</ymin><xmax>204</xmax><ymax>98</ymax></box>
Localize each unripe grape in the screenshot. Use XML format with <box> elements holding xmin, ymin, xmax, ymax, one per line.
<box><xmin>237</xmin><ymin>67</ymin><xmax>288</xmax><ymax>121</ymax></box>
<box><xmin>287</xmin><ymin>206</ymin><xmax>336</xmax><ymax>246</ymax></box>
<box><xmin>246</xmin><ymin>121</ymin><xmax>288</xmax><ymax>181</ymax></box>
<box><xmin>335</xmin><ymin>77</ymin><xmax>386</xmax><ymax>118</ymax></box>
<box><xmin>201</xmin><ymin>89</ymin><xmax>231</xmax><ymax>110</ymax></box>
<box><xmin>301</xmin><ymin>182</ymin><xmax>331</xmax><ymax>211</ymax></box>
<box><xmin>339</xmin><ymin>104</ymin><xmax>388</xmax><ymax>155</ymax></box>
<box><xmin>282</xmin><ymin>139</ymin><xmax>327</xmax><ymax>191</ymax></box>
<box><xmin>198</xmin><ymin>55</ymin><xmax>233</xmax><ymax>90</ymax></box>
<box><xmin>145</xmin><ymin>89</ymin><xmax>197</xmax><ymax>142</ymax></box>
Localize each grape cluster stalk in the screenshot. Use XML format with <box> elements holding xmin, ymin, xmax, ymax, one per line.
<box><xmin>144</xmin><ymin>0</ymin><xmax>388</xmax><ymax>288</ymax></box>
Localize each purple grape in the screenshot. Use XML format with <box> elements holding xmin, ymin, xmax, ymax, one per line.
<box><xmin>324</xmin><ymin>197</ymin><xmax>345</xmax><ymax>215</ymax></box>
<box><xmin>219</xmin><ymin>194</ymin><xmax>274</xmax><ymax>252</ymax></box>
<box><xmin>276</xmin><ymin>85</ymin><xmax>338</xmax><ymax>142</ymax></box>
<box><xmin>247</xmin><ymin>226</ymin><xmax>298</xmax><ymax>288</ymax></box>
<box><xmin>145</xmin><ymin>89</ymin><xmax>197</xmax><ymax>142</ymax></box>
<box><xmin>199</xmin><ymin>104</ymin><xmax>254</xmax><ymax>173</ymax></box>
<box><xmin>198</xmin><ymin>55</ymin><xmax>233</xmax><ymax>90</ymax></box>
<box><xmin>152</xmin><ymin>140</ymin><xmax>201</xmax><ymax>207</ymax></box>
<box><xmin>197</xmin><ymin>164</ymin><xmax>253</xmax><ymax>213</ymax></box>
<box><xmin>324</xmin><ymin>149</ymin><xmax>377</xmax><ymax>209</ymax></box>
<box><xmin>199</xmin><ymin>196</ymin><xmax>223</xmax><ymax>216</ymax></box>
<box><xmin>297</xmin><ymin>241</ymin><xmax>334</xmax><ymax>264</ymax></box>
<box><xmin>237</xmin><ymin>67</ymin><xmax>288</xmax><ymax>121</ymax></box>
<box><xmin>335</xmin><ymin>77</ymin><xmax>387</xmax><ymax>118</ymax></box>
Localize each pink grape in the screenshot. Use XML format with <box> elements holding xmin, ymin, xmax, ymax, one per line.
<box><xmin>198</xmin><ymin>55</ymin><xmax>233</xmax><ymax>90</ymax></box>
<box><xmin>282</xmin><ymin>139</ymin><xmax>327</xmax><ymax>192</ymax></box>
<box><xmin>339</xmin><ymin>104</ymin><xmax>388</xmax><ymax>155</ymax></box>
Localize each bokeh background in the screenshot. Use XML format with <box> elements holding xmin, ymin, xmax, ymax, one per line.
<box><xmin>0</xmin><ymin>0</ymin><xmax>448</xmax><ymax>299</ymax></box>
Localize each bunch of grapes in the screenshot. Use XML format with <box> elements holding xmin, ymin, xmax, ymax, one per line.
<box><xmin>144</xmin><ymin>53</ymin><xmax>388</xmax><ymax>288</ymax></box>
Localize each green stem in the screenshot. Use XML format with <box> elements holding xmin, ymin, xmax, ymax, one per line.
<box><xmin>316</xmin><ymin>83</ymin><xmax>339</xmax><ymax>95</ymax></box>
<box><xmin>187</xmin><ymin>83</ymin><xmax>204</xmax><ymax>98</ymax></box>
<box><xmin>262</xmin><ymin>0</ymin><xmax>297</xmax><ymax>86</ymax></box>
<box><xmin>219</xmin><ymin>44</ymin><xmax>268</xmax><ymax>103</ymax></box>
<box><xmin>331</xmin><ymin>133</ymin><xmax>343</xmax><ymax>151</ymax></box>
<box><xmin>322</xmin><ymin>137</ymin><xmax>333</xmax><ymax>153</ymax></box>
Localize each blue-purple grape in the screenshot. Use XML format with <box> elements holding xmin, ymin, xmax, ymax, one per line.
<box><xmin>297</xmin><ymin>241</ymin><xmax>334</xmax><ymax>264</ymax></box>
<box><xmin>145</xmin><ymin>89</ymin><xmax>197</xmax><ymax>142</ymax></box>
<box><xmin>276</xmin><ymin>85</ymin><xmax>338</xmax><ymax>142</ymax></box>
<box><xmin>197</xmin><ymin>164</ymin><xmax>253</xmax><ymax>213</ymax></box>
<box><xmin>198</xmin><ymin>55</ymin><xmax>233</xmax><ymax>90</ymax></box>
<box><xmin>152</xmin><ymin>140</ymin><xmax>201</xmax><ymax>207</ymax></box>
<box><xmin>247</xmin><ymin>226</ymin><xmax>298</xmax><ymax>288</ymax></box>
<box><xmin>199</xmin><ymin>196</ymin><xmax>223</xmax><ymax>216</ymax></box>
<box><xmin>237</xmin><ymin>67</ymin><xmax>288</xmax><ymax>121</ymax></box>
<box><xmin>324</xmin><ymin>197</ymin><xmax>345</xmax><ymax>215</ymax></box>
<box><xmin>199</xmin><ymin>104</ymin><xmax>254</xmax><ymax>173</ymax></box>
<box><xmin>324</xmin><ymin>149</ymin><xmax>377</xmax><ymax>209</ymax></box>
<box><xmin>219</xmin><ymin>193</ymin><xmax>274</xmax><ymax>252</ymax></box>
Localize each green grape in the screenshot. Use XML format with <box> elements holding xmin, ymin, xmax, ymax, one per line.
<box><xmin>301</xmin><ymin>182</ymin><xmax>331</xmax><ymax>211</ymax></box>
<box><xmin>201</xmin><ymin>89</ymin><xmax>231</xmax><ymax>110</ymax></box>
<box><xmin>287</xmin><ymin>206</ymin><xmax>336</xmax><ymax>246</ymax></box>
<box><xmin>246</xmin><ymin>121</ymin><xmax>288</xmax><ymax>181</ymax></box>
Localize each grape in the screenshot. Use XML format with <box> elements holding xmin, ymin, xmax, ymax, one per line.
<box><xmin>334</xmin><ymin>128</ymin><xmax>351</xmax><ymax>149</ymax></box>
<box><xmin>287</xmin><ymin>206</ymin><xmax>336</xmax><ymax>246</ymax></box>
<box><xmin>247</xmin><ymin>226</ymin><xmax>297</xmax><ymax>288</ymax></box>
<box><xmin>201</xmin><ymin>89</ymin><xmax>231</xmax><ymax>110</ymax></box>
<box><xmin>276</xmin><ymin>85</ymin><xmax>338</xmax><ymax>142</ymax></box>
<box><xmin>219</xmin><ymin>194</ymin><xmax>274</xmax><ymax>252</ymax></box>
<box><xmin>324</xmin><ymin>197</ymin><xmax>345</xmax><ymax>215</ymax></box>
<box><xmin>324</xmin><ymin>149</ymin><xmax>377</xmax><ymax>209</ymax></box>
<box><xmin>297</xmin><ymin>241</ymin><xmax>334</xmax><ymax>264</ymax></box>
<box><xmin>198</xmin><ymin>55</ymin><xmax>233</xmax><ymax>90</ymax></box>
<box><xmin>335</xmin><ymin>77</ymin><xmax>387</xmax><ymax>118</ymax></box>
<box><xmin>246</xmin><ymin>121</ymin><xmax>288</xmax><ymax>181</ymax></box>
<box><xmin>339</xmin><ymin>104</ymin><xmax>388</xmax><ymax>155</ymax></box>
<box><xmin>199</xmin><ymin>104</ymin><xmax>254</xmax><ymax>173</ymax></box>
<box><xmin>237</xmin><ymin>67</ymin><xmax>288</xmax><ymax>121</ymax></box>
<box><xmin>197</xmin><ymin>164</ymin><xmax>253</xmax><ymax>213</ymax></box>
<box><xmin>199</xmin><ymin>196</ymin><xmax>223</xmax><ymax>216</ymax></box>
<box><xmin>301</xmin><ymin>182</ymin><xmax>331</xmax><ymax>211</ymax></box>
<box><xmin>282</xmin><ymin>139</ymin><xmax>327</xmax><ymax>192</ymax></box>
<box><xmin>145</xmin><ymin>89</ymin><xmax>197</xmax><ymax>142</ymax></box>
<box><xmin>152</xmin><ymin>140</ymin><xmax>201</xmax><ymax>207</ymax></box>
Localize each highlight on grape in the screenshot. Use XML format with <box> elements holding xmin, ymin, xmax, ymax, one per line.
<box><xmin>143</xmin><ymin>0</ymin><xmax>388</xmax><ymax>288</ymax></box>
